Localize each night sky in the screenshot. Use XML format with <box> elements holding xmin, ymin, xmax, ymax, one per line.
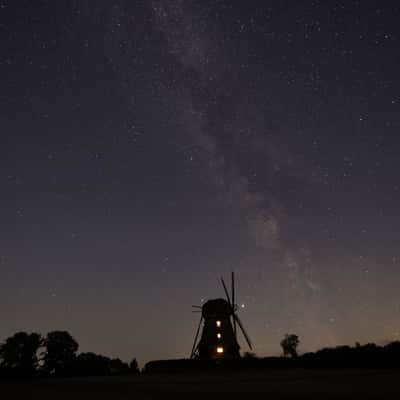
<box><xmin>2</xmin><ymin>1</ymin><xmax>400</xmax><ymax>364</ymax></box>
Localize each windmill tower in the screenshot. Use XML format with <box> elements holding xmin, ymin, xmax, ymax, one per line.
<box><xmin>190</xmin><ymin>272</ymin><xmax>253</xmax><ymax>359</ymax></box>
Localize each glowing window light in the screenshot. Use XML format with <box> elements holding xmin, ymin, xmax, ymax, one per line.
<box><xmin>217</xmin><ymin>333</ymin><xmax>222</xmax><ymax>339</ymax></box>
<box><xmin>216</xmin><ymin>320</ymin><xmax>221</xmax><ymax>327</ymax></box>
<box><xmin>217</xmin><ymin>347</ymin><xmax>224</xmax><ymax>354</ymax></box>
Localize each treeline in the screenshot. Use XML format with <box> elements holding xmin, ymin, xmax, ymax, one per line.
<box><xmin>0</xmin><ymin>331</ymin><xmax>139</xmax><ymax>380</ymax></box>
<box><xmin>144</xmin><ymin>341</ymin><xmax>400</xmax><ymax>373</ymax></box>
<box><xmin>301</xmin><ymin>341</ymin><xmax>400</xmax><ymax>368</ymax></box>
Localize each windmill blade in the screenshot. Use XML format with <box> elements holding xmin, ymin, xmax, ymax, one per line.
<box><xmin>233</xmin><ymin>313</ymin><xmax>253</xmax><ymax>350</ymax></box>
<box><xmin>231</xmin><ymin>271</ymin><xmax>235</xmax><ymax>307</ymax></box>
<box><xmin>190</xmin><ymin>316</ymin><xmax>203</xmax><ymax>358</ymax></box>
<box><xmin>231</xmin><ymin>271</ymin><xmax>236</xmax><ymax>336</ymax></box>
<box><xmin>232</xmin><ymin>313</ymin><xmax>237</xmax><ymax>338</ymax></box>
<box><xmin>220</xmin><ymin>277</ymin><xmax>232</xmax><ymax>306</ymax></box>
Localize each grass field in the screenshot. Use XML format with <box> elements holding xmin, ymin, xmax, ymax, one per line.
<box><xmin>1</xmin><ymin>369</ymin><xmax>400</xmax><ymax>399</ymax></box>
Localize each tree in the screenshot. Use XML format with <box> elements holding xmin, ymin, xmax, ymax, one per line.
<box><xmin>109</xmin><ymin>358</ymin><xmax>129</xmax><ymax>375</ymax></box>
<box><xmin>42</xmin><ymin>331</ymin><xmax>78</xmax><ymax>376</ymax></box>
<box><xmin>0</xmin><ymin>332</ymin><xmax>42</xmax><ymax>376</ymax></box>
<box><xmin>129</xmin><ymin>358</ymin><xmax>140</xmax><ymax>374</ymax></box>
<box><xmin>280</xmin><ymin>334</ymin><xmax>299</xmax><ymax>358</ymax></box>
<box><xmin>74</xmin><ymin>352</ymin><xmax>110</xmax><ymax>376</ymax></box>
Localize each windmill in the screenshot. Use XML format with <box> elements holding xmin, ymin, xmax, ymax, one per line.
<box><xmin>190</xmin><ymin>272</ymin><xmax>253</xmax><ymax>359</ymax></box>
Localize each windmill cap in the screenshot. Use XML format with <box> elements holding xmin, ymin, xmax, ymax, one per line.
<box><xmin>202</xmin><ymin>298</ymin><xmax>232</xmax><ymax>317</ymax></box>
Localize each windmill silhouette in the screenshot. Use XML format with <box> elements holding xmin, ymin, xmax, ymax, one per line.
<box><xmin>190</xmin><ymin>272</ymin><xmax>253</xmax><ymax>359</ymax></box>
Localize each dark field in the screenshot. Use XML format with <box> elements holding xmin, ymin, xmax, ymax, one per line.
<box><xmin>1</xmin><ymin>370</ymin><xmax>400</xmax><ymax>399</ymax></box>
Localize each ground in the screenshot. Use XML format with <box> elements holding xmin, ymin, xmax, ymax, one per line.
<box><xmin>1</xmin><ymin>369</ymin><xmax>400</xmax><ymax>399</ymax></box>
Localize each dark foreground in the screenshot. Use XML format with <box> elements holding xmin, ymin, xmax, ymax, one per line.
<box><xmin>1</xmin><ymin>369</ymin><xmax>400</xmax><ymax>399</ymax></box>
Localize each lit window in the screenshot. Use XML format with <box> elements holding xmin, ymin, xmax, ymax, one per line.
<box><xmin>217</xmin><ymin>347</ymin><xmax>224</xmax><ymax>354</ymax></box>
<box><xmin>216</xmin><ymin>320</ymin><xmax>221</xmax><ymax>327</ymax></box>
<box><xmin>217</xmin><ymin>333</ymin><xmax>222</xmax><ymax>339</ymax></box>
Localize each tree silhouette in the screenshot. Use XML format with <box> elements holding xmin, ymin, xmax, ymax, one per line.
<box><xmin>129</xmin><ymin>358</ymin><xmax>140</xmax><ymax>373</ymax></box>
<box><xmin>280</xmin><ymin>334</ymin><xmax>299</xmax><ymax>358</ymax></box>
<box><xmin>0</xmin><ymin>332</ymin><xmax>42</xmax><ymax>376</ymax></box>
<box><xmin>42</xmin><ymin>331</ymin><xmax>78</xmax><ymax>376</ymax></box>
<box><xmin>109</xmin><ymin>358</ymin><xmax>129</xmax><ymax>375</ymax></box>
<box><xmin>73</xmin><ymin>353</ymin><xmax>130</xmax><ymax>376</ymax></box>
<box><xmin>74</xmin><ymin>352</ymin><xmax>110</xmax><ymax>376</ymax></box>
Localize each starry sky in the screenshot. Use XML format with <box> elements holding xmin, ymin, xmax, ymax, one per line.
<box><xmin>2</xmin><ymin>1</ymin><xmax>400</xmax><ymax>364</ymax></box>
